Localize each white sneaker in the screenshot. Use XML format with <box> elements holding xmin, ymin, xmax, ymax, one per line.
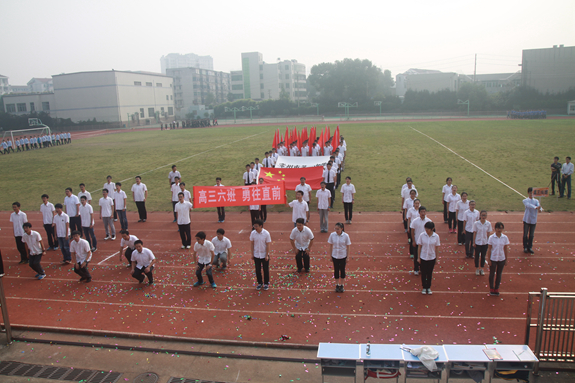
<box><xmin>480</xmin><ymin>269</ymin><xmax>485</xmax><ymax>276</ymax></box>
<box><xmin>413</xmin><ymin>270</ymin><xmax>419</xmax><ymax>276</ymax></box>
<box><xmin>104</xmin><ymin>236</ymin><xmax>110</xmax><ymax>240</ymax></box>
<box><xmin>427</xmin><ymin>289</ymin><xmax>433</xmax><ymax>295</ymax></box>
<box><xmin>181</xmin><ymin>245</ymin><xmax>185</xmax><ymax>249</ymax></box>
<box><xmin>186</xmin><ymin>245</ymin><xmax>191</xmax><ymax>249</ymax></box>
<box><xmin>111</xmin><ymin>236</ymin><xmax>116</xmax><ymax>240</ymax></box>
<box><xmin>476</xmin><ymin>269</ymin><xmax>480</xmax><ymax>276</ymax></box>
<box><xmin>422</xmin><ymin>289</ymin><xmax>427</xmax><ymax>295</ymax></box>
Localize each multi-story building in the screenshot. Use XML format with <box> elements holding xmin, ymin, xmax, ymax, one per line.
<box><xmin>9</xmin><ymin>85</ymin><xmax>30</xmax><ymax>93</ymax></box>
<box><xmin>0</xmin><ymin>75</ymin><xmax>9</xmax><ymax>95</ymax></box>
<box><xmin>396</xmin><ymin>69</ymin><xmax>460</xmax><ymax>97</ymax></box>
<box><xmin>230</xmin><ymin>52</ymin><xmax>307</xmax><ymax>102</ymax></box>
<box><xmin>28</xmin><ymin>78</ymin><xmax>54</xmax><ymax>93</ymax></box>
<box><xmin>460</xmin><ymin>72</ymin><xmax>522</xmax><ymax>94</ymax></box>
<box><xmin>167</xmin><ymin>67</ymin><xmax>230</xmax><ymax>118</ymax></box>
<box><xmin>522</xmin><ymin>45</ymin><xmax>575</xmax><ymax>94</ymax></box>
<box><xmin>160</xmin><ymin>53</ymin><xmax>214</xmax><ymax>74</ymax></box>
<box><xmin>3</xmin><ymin>70</ymin><xmax>174</xmax><ymax>125</ymax></box>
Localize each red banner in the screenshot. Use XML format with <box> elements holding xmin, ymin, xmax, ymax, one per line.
<box><xmin>193</xmin><ymin>182</ymin><xmax>287</xmax><ymax>208</ymax></box>
<box><xmin>258</xmin><ymin>166</ymin><xmax>324</xmax><ymax>189</ymax></box>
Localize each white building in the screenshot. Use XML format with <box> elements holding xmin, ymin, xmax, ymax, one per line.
<box><xmin>160</xmin><ymin>53</ymin><xmax>214</xmax><ymax>74</ymax></box>
<box><xmin>0</xmin><ymin>75</ymin><xmax>9</xmax><ymax>95</ymax></box>
<box><xmin>9</xmin><ymin>85</ymin><xmax>30</xmax><ymax>93</ymax></box>
<box><xmin>522</xmin><ymin>45</ymin><xmax>575</xmax><ymax>94</ymax></box>
<box><xmin>395</xmin><ymin>69</ymin><xmax>442</xmax><ymax>97</ymax></box>
<box><xmin>3</xmin><ymin>70</ymin><xmax>174</xmax><ymax>125</ymax></box>
<box><xmin>230</xmin><ymin>52</ymin><xmax>307</xmax><ymax>102</ymax></box>
<box><xmin>28</xmin><ymin>77</ymin><xmax>53</xmax><ymax>93</ymax></box>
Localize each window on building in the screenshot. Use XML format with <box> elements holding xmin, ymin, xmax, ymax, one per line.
<box><xmin>166</xmin><ymin>95</ymin><xmax>169</xmax><ymax>100</ymax></box>
<box><xmin>6</xmin><ymin>104</ymin><xmax>16</xmax><ymax>113</ymax></box>
<box><xmin>30</xmin><ymin>102</ymin><xmax>35</xmax><ymax>112</ymax></box>
<box><xmin>285</xmin><ymin>74</ymin><xmax>290</xmax><ymax>79</ymax></box>
<box><xmin>231</xmin><ymin>75</ymin><xmax>242</xmax><ymax>81</ymax></box>
<box><xmin>146</xmin><ymin>82</ymin><xmax>153</xmax><ymax>87</ymax></box>
<box><xmin>168</xmin><ymin>107</ymin><xmax>174</xmax><ymax>115</ymax></box>
<box><xmin>140</xmin><ymin>108</ymin><xmax>144</xmax><ymax>118</ymax></box>
<box><xmin>42</xmin><ymin>102</ymin><xmax>50</xmax><ymax>111</ymax></box>
<box><xmin>161</xmin><ymin>107</ymin><xmax>165</xmax><ymax>115</ymax></box>
<box><xmin>17</xmin><ymin>103</ymin><xmax>27</xmax><ymax>112</ymax></box>
<box><xmin>260</xmin><ymin>84</ymin><xmax>264</xmax><ymax>89</ymax></box>
<box><xmin>170</xmin><ymin>95</ymin><xmax>173</xmax><ymax>100</ymax></box>
<box><xmin>232</xmin><ymin>84</ymin><xmax>243</xmax><ymax>90</ymax></box>
<box><xmin>156</xmin><ymin>83</ymin><xmax>162</xmax><ymax>87</ymax></box>
<box><xmin>261</xmin><ymin>92</ymin><xmax>265</xmax><ymax>98</ymax></box>
<box><xmin>285</xmin><ymin>65</ymin><xmax>289</xmax><ymax>70</ymax></box>
<box><xmin>260</xmin><ymin>74</ymin><xmax>263</xmax><ymax>80</ymax></box>
<box><xmin>148</xmin><ymin>107</ymin><xmax>155</xmax><ymax>117</ymax></box>
<box><xmin>134</xmin><ymin>81</ymin><xmax>142</xmax><ymax>86</ymax></box>
<box><xmin>259</xmin><ymin>65</ymin><xmax>263</xmax><ymax>70</ymax></box>
<box><xmin>285</xmin><ymin>83</ymin><xmax>290</xmax><ymax>88</ymax></box>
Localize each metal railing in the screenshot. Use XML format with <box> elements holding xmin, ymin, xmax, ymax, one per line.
<box><xmin>525</xmin><ymin>288</ymin><xmax>575</xmax><ymax>373</ymax></box>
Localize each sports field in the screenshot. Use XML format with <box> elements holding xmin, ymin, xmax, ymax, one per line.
<box><xmin>1</xmin><ymin>119</ymin><xmax>574</xmax><ymax>213</ymax></box>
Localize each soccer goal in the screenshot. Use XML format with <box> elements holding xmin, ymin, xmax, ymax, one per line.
<box><xmin>2</xmin><ymin>118</ymin><xmax>52</xmax><ymax>141</ymax></box>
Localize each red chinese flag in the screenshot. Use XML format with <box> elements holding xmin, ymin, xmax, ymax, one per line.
<box><xmin>302</xmin><ymin>127</ymin><xmax>308</xmax><ymax>143</ymax></box>
<box><xmin>311</xmin><ymin>126</ymin><xmax>316</xmax><ymax>143</ymax></box>
<box><xmin>297</xmin><ymin>131</ymin><xmax>302</xmax><ymax>150</ymax></box>
<box><xmin>318</xmin><ymin>131</ymin><xmax>324</xmax><ymax>155</ymax></box>
<box><xmin>260</xmin><ymin>166</ymin><xmax>323</xmax><ymax>189</ymax></box>
<box><xmin>327</xmin><ymin>126</ymin><xmax>331</xmax><ymax>140</ymax></box>
<box><xmin>285</xmin><ymin>126</ymin><xmax>289</xmax><ymax>145</ymax></box>
<box><xmin>273</xmin><ymin>130</ymin><xmax>277</xmax><ymax>149</ymax></box>
<box><xmin>333</xmin><ymin>127</ymin><xmax>339</xmax><ymax>151</ymax></box>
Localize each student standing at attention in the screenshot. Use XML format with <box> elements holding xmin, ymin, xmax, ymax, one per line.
<box><xmin>316</xmin><ymin>182</ymin><xmax>331</xmax><ymax>233</ymax></box>
<box><xmin>40</xmin><ymin>194</ymin><xmax>57</xmax><ymax>251</ymax></box>
<box><xmin>168</xmin><ymin>165</ymin><xmax>181</xmax><ymax>186</ymax></box>
<box><xmin>114</xmin><ymin>182</ymin><xmax>128</xmax><ymax>230</ymax></box>
<box><xmin>441</xmin><ymin>177</ymin><xmax>453</xmax><ymax>224</ymax></box>
<box><xmin>410</xmin><ymin>206</ymin><xmax>432</xmax><ymax>276</ymax></box>
<box><xmin>522</xmin><ymin>187</ymin><xmax>542</xmax><ymax>254</ymax></box>
<box><xmin>131</xmin><ymin>176</ymin><xmax>148</xmax><ymax>222</ymax></box>
<box><xmin>446</xmin><ymin>185</ymin><xmax>461</xmax><ymax>234</ymax></box>
<box><xmin>328</xmin><ymin>222</ymin><xmax>351</xmax><ymax>293</ymax></box>
<box><xmin>10</xmin><ymin>202</ymin><xmax>29</xmax><ymax>264</ymax></box>
<box><xmin>418</xmin><ymin>221</ymin><xmax>441</xmax><ymax>295</ymax></box>
<box><xmin>341</xmin><ymin>176</ymin><xmax>356</xmax><ymax>224</ymax></box>
<box><xmin>64</xmin><ymin>188</ymin><xmax>81</xmax><ymax>234</ymax></box>
<box><xmin>53</xmin><ymin>203</ymin><xmax>71</xmax><ymax>264</ymax></box>
<box><xmin>295</xmin><ymin>177</ymin><xmax>312</xmax><ymax>223</ymax></box>
<box><xmin>487</xmin><ymin>222</ymin><xmax>510</xmax><ymax>296</ymax></box>
<box><xmin>79</xmin><ymin>195</ymin><xmax>97</xmax><ymax>252</ymax></box>
<box><xmin>99</xmin><ymin>189</ymin><xmax>116</xmax><ymax>240</ymax></box>
<box><xmin>455</xmin><ymin>192</ymin><xmax>469</xmax><ymax>246</ymax></box>
<box><xmin>215</xmin><ymin>177</ymin><xmax>226</xmax><ymax>223</ymax></box>
<box><xmin>462</xmin><ymin>200</ymin><xmax>479</xmax><ymax>258</ymax></box>
<box><xmin>170</xmin><ymin>177</ymin><xmax>181</xmax><ymax>223</ymax></box>
<box><xmin>288</xmin><ymin>191</ymin><xmax>309</xmax><ymax>228</ymax></box>
<box><xmin>472</xmin><ymin>210</ymin><xmax>492</xmax><ymax>276</ymax></box>
<box><xmin>175</xmin><ymin>192</ymin><xmax>193</xmax><ymax>249</ymax></box>
<box><xmin>250</xmin><ymin>219</ymin><xmax>272</xmax><ymax>291</ymax></box>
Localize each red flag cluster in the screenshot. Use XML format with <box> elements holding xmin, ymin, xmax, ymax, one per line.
<box><xmin>272</xmin><ymin>125</ymin><xmax>341</xmax><ymax>155</ymax></box>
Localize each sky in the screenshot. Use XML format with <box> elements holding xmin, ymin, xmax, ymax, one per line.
<box><xmin>2</xmin><ymin>0</ymin><xmax>574</xmax><ymax>85</ymax></box>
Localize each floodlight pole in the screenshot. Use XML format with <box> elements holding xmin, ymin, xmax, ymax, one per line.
<box><xmin>457</xmin><ymin>99</ymin><xmax>470</xmax><ymax>117</ymax></box>
<box><xmin>243</xmin><ymin>106</ymin><xmax>258</xmax><ymax>120</ymax></box>
<box><xmin>374</xmin><ymin>101</ymin><xmax>382</xmax><ymax>115</ymax></box>
<box><xmin>338</xmin><ymin>102</ymin><xmax>358</xmax><ymax>120</ymax></box>
<box><xmin>309</xmin><ymin>103</ymin><xmax>319</xmax><ymax>116</ymax></box>
<box><xmin>224</xmin><ymin>107</ymin><xmax>242</xmax><ymax>123</ymax></box>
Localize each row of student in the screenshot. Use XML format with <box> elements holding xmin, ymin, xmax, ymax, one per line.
<box><xmin>1</xmin><ymin>132</ymin><xmax>72</xmax><ymax>154</ymax></box>
<box><xmin>275</xmin><ymin>136</ymin><xmax>347</xmax><ymax>157</ymax></box>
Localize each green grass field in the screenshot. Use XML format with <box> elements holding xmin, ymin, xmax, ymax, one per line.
<box><xmin>1</xmin><ymin>119</ymin><xmax>574</xmax><ymax>214</ymax></box>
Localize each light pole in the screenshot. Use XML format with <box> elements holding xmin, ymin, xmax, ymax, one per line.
<box><xmin>457</xmin><ymin>99</ymin><xmax>470</xmax><ymax>117</ymax></box>
<box><xmin>374</xmin><ymin>101</ymin><xmax>382</xmax><ymax>115</ymax></box>
<box><xmin>224</xmin><ymin>107</ymin><xmax>242</xmax><ymax>123</ymax></box>
<box><xmin>309</xmin><ymin>103</ymin><xmax>319</xmax><ymax>116</ymax></box>
<box><xmin>338</xmin><ymin>102</ymin><xmax>358</xmax><ymax>120</ymax></box>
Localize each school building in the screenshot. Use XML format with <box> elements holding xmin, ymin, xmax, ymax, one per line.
<box><xmin>522</xmin><ymin>45</ymin><xmax>575</xmax><ymax>94</ymax></box>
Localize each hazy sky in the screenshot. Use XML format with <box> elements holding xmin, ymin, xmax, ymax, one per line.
<box><xmin>2</xmin><ymin>0</ymin><xmax>574</xmax><ymax>84</ymax></box>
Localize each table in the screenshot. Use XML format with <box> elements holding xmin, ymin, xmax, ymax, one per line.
<box><xmin>317</xmin><ymin>343</ymin><xmax>361</xmax><ymax>383</ymax></box>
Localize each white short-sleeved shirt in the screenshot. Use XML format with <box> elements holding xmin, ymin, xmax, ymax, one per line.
<box><xmin>132</xmin><ymin>247</ymin><xmax>156</xmax><ymax>268</ymax></box>
<box><xmin>322</xmin><ymin>169</ymin><xmax>336</xmax><ymax>184</ymax></box>
<box><xmin>99</xmin><ymin>196</ymin><xmax>115</xmax><ymax>218</ymax></box>
<box><xmin>290</xmin><ymin>226</ymin><xmax>314</xmax><ymax>250</ymax></box>
<box><xmin>180</xmin><ymin>189</ymin><xmax>192</xmax><ymax>202</ymax></box>
<box><xmin>288</xmin><ymin>200</ymin><xmax>309</xmax><ymax>223</ymax></box>
<box><xmin>328</xmin><ymin>232</ymin><xmax>351</xmax><ymax>259</ymax></box>
<box><xmin>22</xmin><ymin>230</ymin><xmax>43</xmax><ymax>255</ymax></box>
<box><xmin>120</xmin><ymin>235</ymin><xmax>139</xmax><ymax>249</ymax></box>
<box><xmin>243</xmin><ymin>171</ymin><xmax>255</xmax><ymax>185</ymax></box>
<box><xmin>418</xmin><ymin>232</ymin><xmax>441</xmax><ymax>261</ymax></box>
<box><xmin>10</xmin><ymin>211</ymin><xmax>28</xmax><ymax>237</ymax></box>
<box><xmin>442</xmin><ymin>184</ymin><xmax>453</xmax><ymax>201</ymax></box>
<box><xmin>53</xmin><ymin>212</ymin><xmax>70</xmax><ymax>237</ymax></box>
<box><xmin>295</xmin><ymin>183</ymin><xmax>313</xmax><ymax>202</ymax></box>
<box><xmin>406</xmin><ymin>207</ymin><xmax>419</xmax><ymax>223</ymax></box>
<box><xmin>250</xmin><ymin>229</ymin><xmax>272</xmax><ymax>259</ymax></box>
<box><xmin>175</xmin><ymin>201</ymin><xmax>193</xmax><ymax>225</ymax></box>
<box><xmin>473</xmin><ymin>220</ymin><xmax>492</xmax><ymax>246</ymax></box>
<box><xmin>169</xmin><ymin>170</ymin><xmax>181</xmax><ymax>184</ymax></box>
<box><xmin>103</xmin><ymin>182</ymin><xmax>116</xmax><ymax>198</ymax></box>
<box><xmin>70</xmin><ymin>238</ymin><xmax>92</xmax><ymax>263</ymax></box>
<box><xmin>488</xmin><ymin>233</ymin><xmax>510</xmax><ymax>262</ymax></box>
<box><xmin>340</xmin><ymin>183</ymin><xmax>356</xmax><ymax>203</ymax></box>
<box><xmin>316</xmin><ymin>189</ymin><xmax>332</xmax><ymax>210</ymax></box>
<box><xmin>401</xmin><ymin>187</ymin><xmax>418</xmax><ymax>200</ymax></box>
<box><xmin>171</xmin><ymin>183</ymin><xmax>181</xmax><ymax>202</ymax></box>
<box><xmin>456</xmin><ymin>200</ymin><xmax>470</xmax><ymax>221</ymax></box>
<box><xmin>79</xmin><ymin>203</ymin><xmax>94</xmax><ymax>227</ymax></box>
<box><xmin>410</xmin><ymin>217</ymin><xmax>432</xmax><ymax>245</ymax></box>
<box><xmin>447</xmin><ymin>193</ymin><xmax>461</xmax><ymax>213</ymax></box>
<box><xmin>64</xmin><ymin>194</ymin><xmax>80</xmax><ymax>216</ymax></box>
<box><xmin>194</xmin><ymin>240</ymin><xmax>215</xmax><ymax>264</ymax></box>
<box><xmin>40</xmin><ymin>202</ymin><xmax>55</xmax><ymax>225</ymax></box>
<box><xmin>131</xmin><ymin>183</ymin><xmax>147</xmax><ymax>201</ymax></box>
<box><xmin>78</xmin><ymin>191</ymin><xmax>92</xmax><ymax>204</ymax></box>
<box><xmin>463</xmin><ymin>209</ymin><xmax>480</xmax><ymax>232</ymax></box>
<box><xmin>212</xmin><ymin>236</ymin><xmax>232</xmax><ymax>255</ymax></box>
<box><xmin>403</xmin><ymin>197</ymin><xmax>416</xmax><ymax>210</ymax></box>
<box><xmin>114</xmin><ymin>190</ymin><xmax>127</xmax><ymax>210</ymax></box>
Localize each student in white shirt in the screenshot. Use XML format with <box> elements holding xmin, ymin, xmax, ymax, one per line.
<box><xmin>406</xmin><ymin>199</ymin><xmax>421</xmax><ymax>259</ymax></box>
<box><xmin>131</xmin><ymin>176</ymin><xmax>148</xmax><ymax>222</ymax></box>
<box><xmin>175</xmin><ymin>192</ymin><xmax>194</xmax><ymax>249</ymax></box>
<box><xmin>322</xmin><ymin>162</ymin><xmax>336</xmax><ymax>208</ymax></box>
<box><xmin>131</xmin><ymin>240</ymin><xmax>156</xmax><ymax>285</ymax></box>
<box><xmin>446</xmin><ymin>185</ymin><xmax>461</xmax><ymax>234</ymax></box>
<box><xmin>560</xmin><ymin>156</ymin><xmax>573</xmax><ymax>199</ymax></box>
<box><xmin>290</xmin><ymin>218</ymin><xmax>315</xmax><ymax>273</ymax></box>
<box><xmin>119</xmin><ymin>230</ymin><xmax>139</xmax><ymax>267</ymax></box>
<box><xmin>441</xmin><ymin>177</ymin><xmax>453</xmax><ymax>224</ymax></box>
<box><xmin>288</xmin><ymin>191</ymin><xmax>309</xmax><ymax>227</ymax></box>
<box><xmin>22</xmin><ymin>223</ymin><xmax>46</xmax><ymax>279</ymax></box>
<box><xmin>64</xmin><ymin>187</ymin><xmax>82</xmax><ymax>235</ymax></box>
<box><xmin>10</xmin><ymin>202</ymin><xmax>29</xmax><ymax>264</ymax></box>
<box><xmin>79</xmin><ymin>195</ymin><xmax>97</xmax><ymax>252</ymax></box>
<box><xmin>403</xmin><ymin>189</ymin><xmax>417</xmax><ymax>236</ymax></box>
<box><xmin>487</xmin><ymin>222</ymin><xmax>510</xmax><ymax>296</ymax></box>
<box><xmin>463</xmin><ymin>200</ymin><xmax>480</xmax><ymax>258</ymax></box>
<box><xmin>253</xmin><ymin>158</ymin><xmax>262</xmax><ymax>174</ymax></box>
<box><xmin>410</xmin><ymin>206</ymin><xmax>432</xmax><ymax>276</ymax></box>
<box><xmin>257</xmin><ymin>177</ymin><xmax>268</xmax><ymax>223</ymax></box>
<box><xmin>103</xmin><ymin>176</ymin><xmax>117</xmax><ymax>221</ymax></box>
<box><xmin>316</xmin><ymin>182</ymin><xmax>331</xmax><ymax>233</ymax></box>
<box><xmin>455</xmin><ymin>192</ymin><xmax>470</xmax><ymax>246</ymax></box>
<box><xmin>472</xmin><ymin>210</ymin><xmax>492</xmax><ymax>276</ymax></box>
<box><xmin>243</xmin><ymin>164</ymin><xmax>254</xmax><ymax>186</ymax></box>
<box><xmin>212</xmin><ymin>228</ymin><xmax>232</xmax><ymax>270</ymax></box>
<box><xmin>262</xmin><ymin>152</ymin><xmax>273</xmax><ymax>168</ymax></box>
<box><xmin>78</xmin><ymin>183</ymin><xmax>92</xmax><ymax>205</ymax></box>
<box><xmin>170</xmin><ymin>177</ymin><xmax>181</xmax><ymax>223</ymax></box>
<box><xmin>341</xmin><ymin>176</ymin><xmax>356</xmax><ymax>224</ymax></box>
<box><xmin>401</xmin><ymin>179</ymin><xmax>418</xmax><ymax>227</ymax></box>
<box><xmin>215</xmin><ymin>177</ymin><xmax>226</xmax><ymax>223</ymax></box>
<box><xmin>53</xmin><ymin>203</ymin><xmax>71</xmax><ymax>264</ymax></box>
<box><xmin>418</xmin><ymin>221</ymin><xmax>441</xmax><ymax>295</ymax></box>
<box><xmin>250</xmin><ymin>219</ymin><xmax>272</xmax><ymax>290</ymax></box>
<box><xmin>99</xmin><ymin>189</ymin><xmax>116</xmax><ymax>240</ymax></box>
<box><xmin>40</xmin><ymin>194</ymin><xmax>57</xmax><ymax>251</ymax></box>
<box><xmin>295</xmin><ymin>177</ymin><xmax>313</xmax><ymax>223</ymax></box>
<box><xmin>70</xmin><ymin>230</ymin><xmax>93</xmax><ymax>282</ymax></box>
<box><xmin>192</xmin><ymin>231</ymin><xmax>217</xmax><ymax>288</ymax></box>
<box><xmin>328</xmin><ymin>222</ymin><xmax>351</xmax><ymax>293</ymax></box>
<box><xmin>114</xmin><ymin>182</ymin><xmax>128</xmax><ymax>230</ymax></box>
<box><xmin>179</xmin><ymin>182</ymin><xmax>192</xmax><ymax>203</ymax></box>
<box><xmin>168</xmin><ymin>165</ymin><xmax>181</xmax><ymax>186</ymax></box>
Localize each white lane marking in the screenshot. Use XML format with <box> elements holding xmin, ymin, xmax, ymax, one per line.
<box><xmin>97</xmin><ymin>251</ymin><xmax>120</xmax><ymax>265</ymax></box>
<box><xmin>238</xmin><ymin>229</ymin><xmax>244</xmax><ymax>234</ymax></box>
<box><xmin>410</xmin><ymin>126</ymin><xmax>526</xmax><ymax>198</ymax></box>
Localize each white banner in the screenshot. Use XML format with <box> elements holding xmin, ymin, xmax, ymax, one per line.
<box><xmin>275</xmin><ymin>156</ymin><xmax>331</xmax><ymax>169</ymax></box>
